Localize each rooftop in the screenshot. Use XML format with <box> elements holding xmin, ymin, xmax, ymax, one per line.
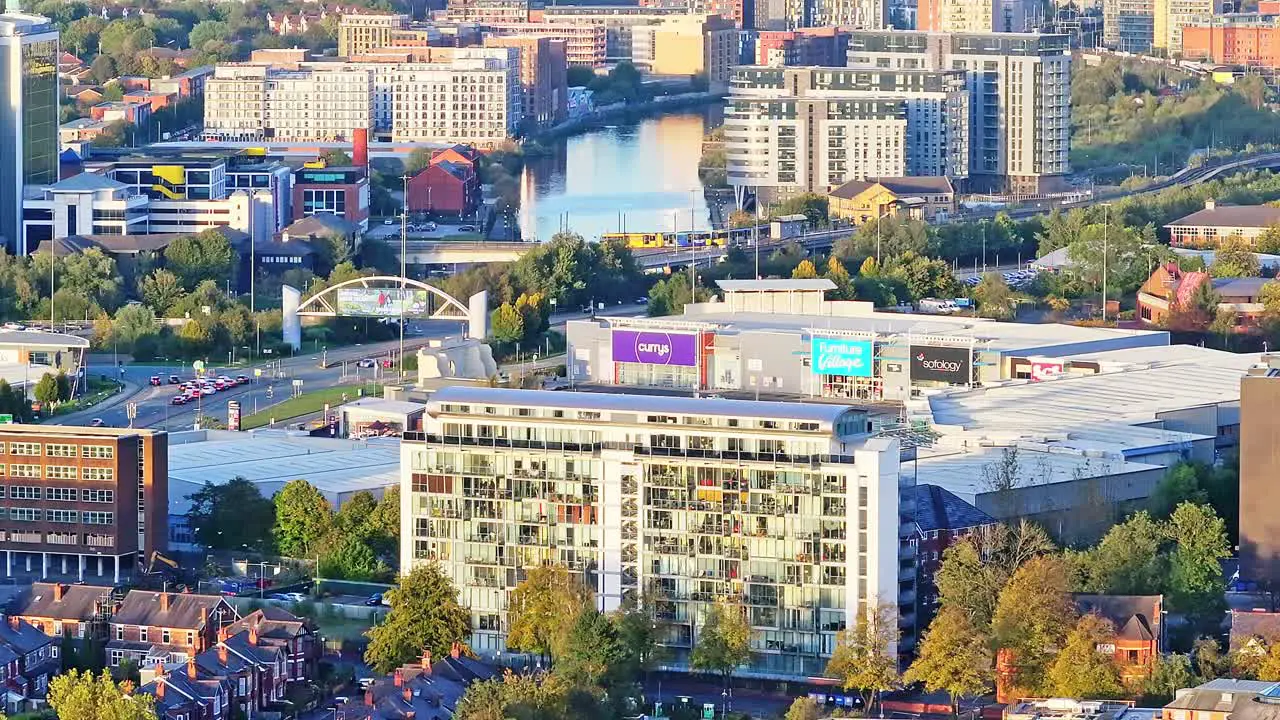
<box><xmin>110</xmin><ymin>591</ymin><xmax>232</xmax><ymax>630</ymax></box>
<box><xmin>0</xmin><ymin>330</ymin><xmax>90</xmax><ymax>349</ymax></box>
<box><xmin>1167</xmin><ymin>203</ymin><xmax>1280</xmax><ymax>228</ymax></box>
<box><xmin>10</xmin><ymin>583</ymin><xmax>117</xmax><ymax>622</ymax></box>
<box><xmin>912</xmin><ymin>484</ymin><xmax>995</xmax><ymax>532</ymax></box>
<box><xmin>715</xmin><ymin>279</ymin><xmax>836</xmax><ymax>293</ymax></box>
<box><xmin>46</xmin><ymin>173</ymin><xmax>127</xmax><ymax>193</ymax></box>
<box><xmin>427</xmin><ymin>386</ymin><xmax>861</xmax><ymax>425</ymax></box>
<box><xmin>828</xmin><ymin>176</ymin><xmax>954</xmax><ymax>199</ymax></box>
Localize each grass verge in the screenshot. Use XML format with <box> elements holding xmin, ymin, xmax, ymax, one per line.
<box><xmin>241</xmin><ymin>383</ymin><xmax>382</xmax><ymax>430</ymax></box>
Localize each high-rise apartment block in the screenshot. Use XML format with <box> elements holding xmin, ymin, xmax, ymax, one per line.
<box><xmin>400</xmin><ymin>387</ymin><xmax>905</xmax><ymax>679</ymax></box>
<box><xmin>631</xmin><ymin>15</ymin><xmax>738</xmax><ymax>92</ymax></box>
<box><xmin>847</xmin><ymin>30</ymin><xmax>1071</xmax><ymax>195</ymax></box>
<box><xmin>446</xmin><ymin>0</ymin><xmax>530</xmax><ymax>24</ymax></box>
<box><xmin>1180</xmin><ymin>13</ymin><xmax>1279</xmax><ymax>64</ymax></box>
<box><xmin>0</xmin><ymin>425</ymin><xmax>168</xmax><ymax>584</ymax></box>
<box><xmin>484</xmin><ymin>36</ymin><xmax>569</xmax><ymax>127</ymax></box>
<box><xmin>204</xmin><ymin>64</ymin><xmax>375</xmax><ymax>142</ymax></box>
<box><xmin>0</xmin><ymin>14</ymin><xmax>58</xmax><ymax>254</ymax></box>
<box><xmin>1155</xmin><ymin>0</ymin><xmax>1222</xmax><ymax>52</ymax></box>
<box><xmin>337</xmin><ymin>13</ymin><xmax>410</xmax><ymax>57</ymax></box>
<box><xmin>1103</xmin><ymin>0</ymin><xmax>1156</xmax><ymax>51</ymax></box>
<box><xmin>916</xmin><ymin>0</ymin><xmax>1041</xmax><ymax>33</ymax></box>
<box><xmin>388</xmin><ymin>50</ymin><xmax>522</xmax><ymax>145</ymax></box>
<box><xmin>483</xmin><ymin>22</ymin><xmax>607</xmax><ymax>67</ymax></box>
<box><xmin>725</xmin><ymin>66</ymin><xmax>969</xmax><ymax>202</ymax></box>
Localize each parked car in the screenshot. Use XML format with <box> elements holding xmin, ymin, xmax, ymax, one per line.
<box><xmin>365</xmin><ymin>594</ymin><xmax>383</xmax><ymax>606</ymax></box>
<box><xmin>2</xmin><ymin>322</ymin><xmax>24</xmax><ymax>331</ymax></box>
<box><xmin>383</xmin><ymin>219</ymin><xmax>393</xmax><ymax>225</ymax></box>
<box><xmin>149</xmin><ymin>376</ymin><xmax>162</xmax><ymax>386</ymax></box>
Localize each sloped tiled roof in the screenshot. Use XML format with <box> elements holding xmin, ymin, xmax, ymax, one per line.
<box><xmin>1168</xmin><ymin>204</ymin><xmax>1280</xmax><ymax>229</ymax></box>
<box><xmin>913</xmin><ymin>484</ymin><xmax>995</xmax><ymax>533</ymax></box>
<box><xmin>10</xmin><ymin>583</ymin><xmax>116</xmax><ymax>622</ymax></box>
<box><xmin>829</xmin><ymin>176</ymin><xmax>953</xmax><ymax>200</ymax></box>
<box><xmin>1072</xmin><ymin>594</ymin><xmax>1161</xmax><ymax>641</ymax></box>
<box><xmin>111</xmin><ymin>591</ymin><xmax>234</xmax><ymax>631</ymax></box>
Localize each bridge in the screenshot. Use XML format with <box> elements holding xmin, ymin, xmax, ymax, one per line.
<box><xmin>395</xmin><ymin>240</ymin><xmax>536</xmax><ymax>266</ymax></box>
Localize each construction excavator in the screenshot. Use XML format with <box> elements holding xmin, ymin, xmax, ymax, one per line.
<box><xmin>138</xmin><ymin>551</ymin><xmax>195</xmax><ymax>591</ymax></box>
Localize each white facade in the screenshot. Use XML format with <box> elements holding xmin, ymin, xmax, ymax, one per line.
<box><xmin>204</xmin><ymin>64</ymin><xmax>374</xmax><ymax>142</ymax></box>
<box><xmin>400</xmin><ymin>387</ymin><xmax>904</xmax><ymax>680</ymax></box>
<box><xmin>388</xmin><ymin>49</ymin><xmax>521</xmax><ymax>145</ymax></box>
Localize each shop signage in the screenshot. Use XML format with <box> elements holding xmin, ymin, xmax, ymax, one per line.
<box><xmin>811</xmin><ymin>338</ymin><xmax>873</xmax><ymax>377</ymax></box>
<box><xmin>611</xmin><ymin>329</ymin><xmax>698</xmax><ymax>367</ymax></box>
<box><xmin>909</xmin><ymin>344</ymin><xmax>971</xmax><ymax>384</ymax></box>
<box><xmin>1029</xmin><ymin>360</ymin><xmax>1064</xmax><ymax>382</ymax></box>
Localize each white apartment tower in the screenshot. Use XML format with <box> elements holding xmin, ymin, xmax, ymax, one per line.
<box><xmin>400</xmin><ymin>387</ymin><xmax>906</xmax><ymax>680</ymax></box>
<box><xmin>389</xmin><ymin>48</ymin><xmax>521</xmax><ymax>145</ymax></box>
<box><xmin>725</xmin><ymin>65</ymin><xmax>969</xmax><ymax>203</ymax></box>
<box><xmin>203</xmin><ymin>64</ymin><xmax>374</xmax><ymax>142</ymax></box>
<box><xmin>847</xmin><ymin>30</ymin><xmax>1071</xmax><ymax>195</ymax></box>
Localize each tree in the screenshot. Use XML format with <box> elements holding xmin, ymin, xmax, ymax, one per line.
<box><xmin>1255</xmin><ymin>642</ymin><xmax>1280</xmax><ymax>682</ymax></box>
<box><xmin>935</xmin><ymin>540</ymin><xmax>1003</xmax><ymax>630</ymax></box>
<box><xmin>272</xmin><ymin>480</ymin><xmax>333</xmax><ymax>558</ymax></box>
<box><xmin>1150</xmin><ymin>463</ymin><xmax>1209</xmax><ymax>519</ymax></box>
<box><xmin>1142</xmin><ymin>654</ymin><xmax>1197</xmax><ymax>705</ymax></box>
<box><xmin>974</xmin><ymin>273</ymin><xmax>1016</xmax><ymax>319</ymax></box>
<box><xmin>904</xmin><ymin>605</ymin><xmax>992</xmax><ymax>712</ymax></box>
<box><xmin>185</xmin><ymin>477</ymin><xmax>274</xmax><ymax>551</ymax></box>
<box><xmin>319</xmin><ymin>534</ymin><xmax>383</xmax><ymax>581</ymax></box>
<box><xmin>34</xmin><ymin>373</ymin><xmax>59</xmax><ymax>407</ymax></box>
<box><xmin>139</xmin><ymin>269</ymin><xmax>184</xmax><ymax>313</ymax></box>
<box><xmin>91</xmin><ymin>53</ymin><xmax>117</xmax><ymax>85</ymax></box>
<box><xmin>188</xmin><ymin>20</ymin><xmax>230</xmax><ymax>53</ymax></box>
<box><xmin>785</xmin><ymin>697</ymin><xmax>823</xmax><ymax>720</ymax></box>
<box><xmin>1047</xmin><ymin>614</ymin><xmax>1125</xmax><ymax>698</ymax></box>
<box><xmin>490</xmin><ymin>303</ymin><xmax>524</xmax><ymax>345</ymax></box>
<box><xmin>690</xmin><ymin>599</ymin><xmax>752</xmax><ymax>688</ymax></box>
<box><xmin>405</xmin><ymin>147</ymin><xmax>433</xmax><ymax>174</ymax></box>
<box><xmin>164</xmin><ymin>229</ymin><xmax>235</xmax><ymax>289</ymax></box>
<box><xmin>365</xmin><ymin>486</ymin><xmax>401</xmax><ymax>555</ymax></box>
<box><xmin>62</xmin><ymin>247</ymin><xmax>122</xmax><ymax>308</ymax></box>
<box><xmin>1166</xmin><ymin>502</ymin><xmax>1230</xmax><ymax>627</ymax></box>
<box><xmin>646</xmin><ymin>268</ymin><xmax>711</xmax><ymax>317</ymax></box>
<box><xmin>335</xmin><ymin>490</ymin><xmax>380</xmax><ymax>541</ymax></box>
<box><xmin>364</xmin><ymin>563</ymin><xmax>472</xmax><ymax>673</ymax></box>
<box><xmin>824</xmin><ymin>256</ymin><xmax>855</xmax><ymax>299</ymax></box>
<box><xmin>112</xmin><ymin>304</ymin><xmax>158</xmax><ymax>347</ymax></box>
<box><xmin>1193</xmin><ymin>635</ymin><xmax>1231</xmax><ymax>679</ymax></box>
<box><xmin>792</xmin><ymin>259</ymin><xmax>818</xmax><ymax>279</ymax></box>
<box><xmin>1210</xmin><ymin>235</ymin><xmax>1260</xmax><ymax>278</ymax></box>
<box><xmin>1070</xmin><ymin>511</ymin><xmax>1167</xmax><ymax>595</ymax></box>
<box><xmin>48</xmin><ymin>668</ymin><xmax>156</xmax><ymax>720</ymax></box>
<box><xmin>555</xmin><ymin>609</ymin><xmax>626</xmax><ymax>688</ymax></box>
<box><xmin>992</xmin><ymin>555</ymin><xmax>1075</xmax><ymax>695</ymax></box>
<box><xmin>65</xmin><ymin>16</ymin><xmax>106</xmax><ymax>56</ymax></box>
<box><xmin>825</xmin><ymin>603</ymin><xmax>899</xmax><ymax>711</ymax></box>
<box><xmin>507</xmin><ymin>565</ymin><xmax>593</xmax><ymax>661</ymax></box>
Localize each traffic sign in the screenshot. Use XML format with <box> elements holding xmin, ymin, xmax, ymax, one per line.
<box><xmin>254</xmin><ymin>368</ymin><xmax>263</xmax><ymax>378</ymax></box>
<box><xmin>0</xmin><ymin>413</ymin><xmax>14</xmax><ymax>424</ymax></box>
<box><xmin>702</xmin><ymin>703</ymin><xmax>715</xmax><ymax>720</ymax></box>
<box><xmin>193</xmin><ymin>360</ymin><xmax>205</xmax><ymax>373</ymax></box>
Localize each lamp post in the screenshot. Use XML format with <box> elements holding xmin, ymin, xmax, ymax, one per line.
<box><xmin>1102</xmin><ymin>203</ymin><xmax>1111</xmax><ymax>323</ymax></box>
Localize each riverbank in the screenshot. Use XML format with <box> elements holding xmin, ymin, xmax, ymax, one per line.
<box><xmin>528</xmin><ymin>91</ymin><xmax>725</xmax><ymax>143</ymax></box>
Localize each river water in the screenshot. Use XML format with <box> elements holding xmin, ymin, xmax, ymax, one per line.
<box><xmin>517</xmin><ymin>106</ymin><xmax>724</xmax><ymax>243</ymax></box>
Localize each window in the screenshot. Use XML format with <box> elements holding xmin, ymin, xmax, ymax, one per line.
<box><xmin>109</xmin><ymin>649</ymin><xmax>124</xmax><ymax>666</ymax></box>
<box><xmin>47</xmin><ymin>509</ymin><xmax>77</xmax><ymax>523</ymax></box>
<box><xmin>10</xmin><ymin>486</ymin><xmax>40</xmax><ymax>500</ymax></box>
<box><xmin>47</xmin><ymin>487</ymin><xmax>76</xmax><ymax>501</ymax></box>
<box><xmin>114</xmin><ymin>625</ymin><xmax>124</xmax><ymax>641</ymax></box>
<box><xmin>139</xmin><ymin>627</ymin><xmax>148</xmax><ymax>642</ymax></box>
<box><xmin>82</xmin><ymin>511</ymin><xmax>114</xmax><ymax>525</ymax></box>
<box><xmin>45</xmin><ymin>444</ymin><xmax>76</xmax><ymax>458</ymax></box>
<box><xmin>10</xmin><ymin>508</ymin><xmax>40</xmax><ymax>522</ymax></box>
<box><xmin>82</xmin><ymin>489</ymin><xmax>114</xmax><ymax>503</ymax></box>
<box><xmin>162</xmin><ymin>629</ymin><xmax>170</xmax><ymax>644</ymax></box>
<box><xmin>10</xmin><ymin>465</ymin><xmax>39</xmax><ymax>479</ymax></box>
<box><xmin>46</xmin><ymin>466</ymin><xmax>77</xmax><ymax>480</ymax></box>
<box><xmin>82</xmin><ymin>446</ymin><xmax>114</xmax><ymax>459</ymax></box>
<box><xmin>8</xmin><ymin>442</ymin><xmax>40</xmax><ymax>456</ymax></box>
<box><xmin>83</xmin><ymin>467</ymin><xmax>114</xmax><ymax>481</ymax></box>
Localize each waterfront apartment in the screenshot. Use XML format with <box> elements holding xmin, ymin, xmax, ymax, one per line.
<box><xmin>725</xmin><ymin>65</ymin><xmax>969</xmax><ymax>203</ymax></box>
<box><xmin>446</xmin><ymin>0</ymin><xmax>530</xmax><ymax>24</ymax></box>
<box><xmin>387</xmin><ymin>50</ymin><xmax>522</xmax><ymax>145</ymax></box>
<box><xmin>482</xmin><ymin>22</ymin><xmax>607</xmax><ymax>67</ymax></box>
<box><xmin>1154</xmin><ymin>0</ymin><xmax>1221</xmax><ymax>53</ymax></box>
<box><xmin>0</xmin><ymin>425</ymin><xmax>168</xmax><ymax>584</ymax></box>
<box><xmin>630</xmin><ymin>15</ymin><xmax>738</xmax><ymax>91</ymax></box>
<box><xmin>483</xmin><ymin>36</ymin><xmax>569</xmax><ymax>127</ymax></box>
<box><xmin>846</xmin><ymin>30</ymin><xmax>1072</xmax><ymax>196</ymax></box>
<box><xmin>916</xmin><ymin>0</ymin><xmax>1041</xmax><ymax>33</ymax></box>
<box><xmin>539</xmin><ymin>5</ymin><xmax>694</xmax><ymax>64</ymax></box>
<box><xmin>400</xmin><ymin>387</ymin><xmax>907</xmax><ymax>680</ymax></box>
<box><xmin>203</xmin><ymin>64</ymin><xmax>375</xmax><ymax>142</ymax></box>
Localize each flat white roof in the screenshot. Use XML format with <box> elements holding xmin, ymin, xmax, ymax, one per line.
<box><xmin>716</xmin><ymin>279</ymin><xmax>836</xmax><ymax>292</ymax></box>
<box><xmin>339</xmin><ymin>398</ymin><xmax>425</xmax><ymax>417</ymax></box>
<box><xmin>910</xmin><ymin>445</ymin><xmax>1164</xmax><ymax>504</ymax></box>
<box><xmin>0</xmin><ymin>330</ymin><xmax>90</xmax><ymax>349</ymax></box>
<box><xmin>167</xmin><ymin>430</ymin><xmax>400</xmax><ymax>514</ymax></box>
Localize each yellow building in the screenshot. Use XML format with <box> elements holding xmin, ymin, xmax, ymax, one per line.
<box><xmin>634</xmin><ymin>15</ymin><xmax>737</xmax><ymax>92</ymax></box>
<box><xmin>828</xmin><ymin>176</ymin><xmax>956</xmax><ymax>224</ymax></box>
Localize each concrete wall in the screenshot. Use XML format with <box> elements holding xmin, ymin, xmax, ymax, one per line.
<box><xmin>977</xmin><ymin>465</ymin><xmax>1167</xmax><ymax>544</ymax></box>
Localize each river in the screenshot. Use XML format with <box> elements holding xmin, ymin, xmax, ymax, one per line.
<box><xmin>517</xmin><ymin>106</ymin><xmax>724</xmax><ymax>243</ymax></box>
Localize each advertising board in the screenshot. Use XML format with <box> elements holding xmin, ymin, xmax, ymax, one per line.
<box><xmin>811</xmin><ymin>338</ymin><xmax>873</xmax><ymax>377</ymax></box>
<box><xmin>336</xmin><ymin>288</ymin><xmax>431</xmax><ymax>317</ymax></box>
<box><xmin>611</xmin><ymin>329</ymin><xmax>698</xmax><ymax>366</ymax></box>
<box><xmin>909</xmin><ymin>344</ymin><xmax>971</xmax><ymax>384</ymax></box>
<box><xmin>1029</xmin><ymin>360</ymin><xmax>1064</xmax><ymax>382</ymax></box>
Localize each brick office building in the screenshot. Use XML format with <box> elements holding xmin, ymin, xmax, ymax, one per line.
<box><xmin>0</xmin><ymin>426</ymin><xmax>168</xmax><ymax>584</ymax></box>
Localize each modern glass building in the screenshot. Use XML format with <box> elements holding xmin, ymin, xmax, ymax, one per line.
<box><xmin>0</xmin><ymin>14</ymin><xmax>59</xmax><ymax>254</ymax></box>
<box><xmin>401</xmin><ymin>386</ymin><xmax>910</xmax><ymax>680</ymax></box>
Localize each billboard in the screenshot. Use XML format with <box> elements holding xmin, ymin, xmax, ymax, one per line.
<box><xmin>336</xmin><ymin>288</ymin><xmax>431</xmax><ymax>317</ymax></box>
<box><xmin>811</xmin><ymin>338</ymin><xmax>873</xmax><ymax>377</ymax></box>
<box><xmin>611</xmin><ymin>329</ymin><xmax>698</xmax><ymax>366</ymax></box>
<box><xmin>1029</xmin><ymin>360</ymin><xmax>1064</xmax><ymax>382</ymax></box>
<box><xmin>909</xmin><ymin>344</ymin><xmax>971</xmax><ymax>384</ymax></box>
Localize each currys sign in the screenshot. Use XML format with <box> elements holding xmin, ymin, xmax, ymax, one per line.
<box><xmin>611</xmin><ymin>329</ymin><xmax>698</xmax><ymax>366</ymax></box>
<box><xmin>909</xmin><ymin>344</ymin><xmax>971</xmax><ymax>384</ymax></box>
<box><xmin>811</xmin><ymin>338</ymin><xmax>873</xmax><ymax>377</ymax></box>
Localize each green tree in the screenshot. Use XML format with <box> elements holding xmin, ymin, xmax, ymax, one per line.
<box><xmin>824</xmin><ymin>603</ymin><xmax>899</xmax><ymax>711</ymax></box>
<box><xmin>364</xmin><ymin>563</ymin><xmax>472</xmax><ymax>673</ymax></box>
<box><xmin>1047</xmin><ymin>614</ymin><xmax>1125</xmax><ymax>699</ymax></box>
<box><xmin>903</xmin><ymin>605</ymin><xmax>992</xmax><ymax>713</ymax></box>
<box><xmin>784</xmin><ymin>697</ymin><xmax>823</xmax><ymax>720</ymax></box>
<box><xmin>112</xmin><ymin>304</ymin><xmax>158</xmax><ymax>347</ymax></box>
<box><xmin>138</xmin><ymin>269</ymin><xmax>184</xmax><ymax>313</ymax></box>
<box><xmin>555</xmin><ymin>609</ymin><xmax>625</xmax><ymax>688</ymax></box>
<box><xmin>336</xmin><ymin>490</ymin><xmax>379</xmax><ymax>541</ymax></box>
<box><xmin>1150</xmin><ymin>463</ymin><xmax>1210</xmax><ymax>519</ymax></box>
<box><xmin>319</xmin><ymin>534</ymin><xmax>382</xmax><ymax>581</ymax></box>
<box><xmin>320</xmin><ymin>149</ymin><xmax>354</xmax><ymax>167</ymax></box>
<box><xmin>34</xmin><ymin>373</ymin><xmax>59</xmax><ymax>407</ymax></box>
<box><xmin>935</xmin><ymin>540</ymin><xmax>1003</xmax><ymax>630</ymax></box>
<box><xmin>992</xmin><ymin>555</ymin><xmax>1075</xmax><ymax>695</ymax></box>
<box><xmin>974</xmin><ymin>273</ymin><xmax>1016</xmax><ymax>319</ymax></box>
<box><xmin>91</xmin><ymin>53</ymin><xmax>117</xmax><ymax>85</ymax></box>
<box><xmin>1166</xmin><ymin>502</ymin><xmax>1230</xmax><ymax>628</ymax></box>
<box><xmin>1209</xmin><ymin>235</ymin><xmax>1261</xmax><ymax>278</ymax></box>
<box><xmin>366</xmin><ymin>486</ymin><xmax>401</xmax><ymax>554</ymax></box>
<box><xmin>1256</xmin><ymin>642</ymin><xmax>1280</xmax><ymax>681</ymax></box>
<box><xmin>49</xmin><ymin>668</ymin><xmax>157</xmax><ymax>720</ymax></box>
<box><xmin>647</xmin><ymin>268</ymin><xmax>710</xmax><ymax>317</ymax></box>
<box><xmin>690</xmin><ymin>599</ymin><xmax>752</xmax><ymax>688</ymax></box>
<box><xmin>490</xmin><ymin>303</ymin><xmax>524</xmax><ymax>345</ymax></box>
<box><xmin>824</xmin><ymin>256</ymin><xmax>855</xmax><ymax>300</ymax></box>
<box><xmin>62</xmin><ymin>247</ymin><xmax>122</xmax><ymax>308</ymax></box>
<box><xmin>1069</xmin><ymin>511</ymin><xmax>1167</xmax><ymax>595</ymax></box>
<box><xmin>164</xmin><ymin>229</ymin><xmax>235</xmax><ymax>289</ymax></box>
<box><xmin>65</xmin><ymin>16</ymin><xmax>107</xmax><ymax>56</ymax></box>
<box><xmin>272</xmin><ymin>479</ymin><xmax>333</xmax><ymax>558</ymax></box>
<box><xmin>188</xmin><ymin>20</ymin><xmax>230</xmax><ymax>52</ymax></box>
<box><xmin>507</xmin><ymin>565</ymin><xmax>593</xmax><ymax>661</ymax></box>
<box><xmin>792</xmin><ymin>259</ymin><xmax>818</xmax><ymax>279</ymax></box>
<box><xmin>405</xmin><ymin>147</ymin><xmax>433</xmax><ymax>174</ymax></box>
<box><xmin>186</xmin><ymin>477</ymin><xmax>274</xmax><ymax>551</ymax></box>
<box><xmin>1141</xmin><ymin>653</ymin><xmax>1197</xmax><ymax>705</ymax></box>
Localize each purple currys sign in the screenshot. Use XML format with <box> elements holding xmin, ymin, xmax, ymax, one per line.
<box><xmin>611</xmin><ymin>329</ymin><xmax>699</xmax><ymax>366</ymax></box>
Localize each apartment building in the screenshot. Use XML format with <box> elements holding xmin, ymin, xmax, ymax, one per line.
<box><xmin>812</xmin><ymin>0</ymin><xmax>890</xmax><ymax>28</ymax></box>
<box><xmin>483</xmin><ymin>36</ymin><xmax>569</xmax><ymax>127</ymax></box>
<box><xmin>1104</xmin><ymin>0</ymin><xmax>1156</xmax><ymax>51</ymax></box>
<box><xmin>756</xmin><ymin>28</ymin><xmax>852</xmax><ymax>66</ymax></box>
<box><xmin>631</xmin><ymin>15</ymin><xmax>738</xmax><ymax>91</ymax></box>
<box><xmin>916</xmin><ymin>0</ymin><xmax>1041</xmax><ymax>32</ymax></box>
<box><xmin>446</xmin><ymin>0</ymin><xmax>529</xmax><ymax>23</ymax></box>
<box><xmin>400</xmin><ymin>387</ymin><xmax>905</xmax><ymax>680</ymax></box>
<box><xmin>389</xmin><ymin>50</ymin><xmax>521</xmax><ymax>145</ymax></box>
<box><xmin>847</xmin><ymin>31</ymin><xmax>1072</xmax><ymax>195</ymax></box>
<box><xmin>1182</xmin><ymin>14</ymin><xmax>1280</xmax><ymax>65</ymax></box>
<box><xmin>337</xmin><ymin>13</ymin><xmax>409</xmax><ymax>57</ymax></box>
<box><xmin>0</xmin><ymin>425</ymin><xmax>167</xmax><ymax>586</ymax></box>
<box><xmin>725</xmin><ymin>65</ymin><xmax>969</xmax><ymax>202</ymax></box>
<box><xmin>203</xmin><ymin>64</ymin><xmax>374</xmax><ymax>142</ymax></box>
<box><xmin>483</xmin><ymin>22</ymin><xmax>607</xmax><ymax>67</ymax></box>
<box><xmin>539</xmin><ymin>5</ymin><xmax>693</xmax><ymax>63</ymax></box>
<box><xmin>1155</xmin><ymin>0</ymin><xmax>1222</xmax><ymax>53</ymax></box>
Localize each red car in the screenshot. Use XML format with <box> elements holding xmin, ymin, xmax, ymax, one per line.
<box><xmin>149</xmin><ymin>376</ymin><xmax>162</xmax><ymax>386</ymax></box>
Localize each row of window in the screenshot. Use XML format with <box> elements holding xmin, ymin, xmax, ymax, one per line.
<box><xmin>0</xmin><ymin>466</ymin><xmax>114</xmax><ymax>481</ymax></box>
<box><xmin>3</xmin><ymin>487</ymin><xmax>113</xmax><ymax>502</ymax></box>
<box><xmin>0</xmin><ymin>443</ymin><xmax>113</xmax><ymax>459</ymax></box>
<box><xmin>6</xmin><ymin>508</ymin><xmax>113</xmax><ymax>524</ymax></box>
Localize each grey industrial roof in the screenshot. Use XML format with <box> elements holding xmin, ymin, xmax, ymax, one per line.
<box><xmin>1167</xmin><ymin>204</ymin><xmax>1280</xmax><ymax>229</ymax></box>
<box><xmin>284</xmin><ymin>213</ymin><xmax>360</xmax><ymax>238</ymax></box>
<box><xmin>428</xmin><ymin>386</ymin><xmax>858</xmax><ymax>424</ymax></box>
<box><xmin>0</xmin><ymin>330</ymin><xmax>90</xmax><ymax>349</ymax></box>
<box><xmin>47</xmin><ymin>173</ymin><xmax>127</xmax><ymax>192</ymax></box>
<box><xmin>1213</xmin><ymin>276</ymin><xmax>1270</xmax><ymax>297</ymax></box>
<box><xmin>716</xmin><ymin>279</ymin><xmax>837</xmax><ymax>292</ymax></box>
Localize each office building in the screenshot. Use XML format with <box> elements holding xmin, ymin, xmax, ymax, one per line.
<box><xmin>446</xmin><ymin>0</ymin><xmax>529</xmax><ymax>23</ymax></box>
<box><xmin>812</xmin><ymin>0</ymin><xmax>890</xmax><ymax>27</ymax></box>
<box><xmin>725</xmin><ymin>65</ymin><xmax>969</xmax><ymax>202</ymax></box>
<box><xmin>0</xmin><ymin>425</ymin><xmax>167</xmax><ymax>585</ymax></box>
<box><xmin>338</xmin><ymin>13</ymin><xmax>409</xmax><ymax>57</ymax></box>
<box><xmin>483</xmin><ymin>36</ymin><xmax>569</xmax><ymax>127</ymax></box>
<box><xmin>916</xmin><ymin>0</ymin><xmax>1041</xmax><ymax>32</ymax></box>
<box><xmin>1103</xmin><ymin>0</ymin><xmax>1156</xmax><ymax>51</ymax></box>
<box><xmin>1181</xmin><ymin>14</ymin><xmax>1280</xmax><ymax>65</ymax></box>
<box><xmin>291</xmin><ymin>165</ymin><xmax>371</xmax><ymax>229</ymax></box>
<box><xmin>0</xmin><ymin>14</ymin><xmax>58</xmax><ymax>254</ymax></box>
<box><xmin>1155</xmin><ymin>0</ymin><xmax>1222</xmax><ymax>53</ymax></box>
<box><xmin>203</xmin><ymin>64</ymin><xmax>375</xmax><ymax>142</ymax></box>
<box><xmin>847</xmin><ymin>31</ymin><xmax>1072</xmax><ymax>195</ymax></box>
<box><xmin>483</xmin><ymin>22</ymin><xmax>607</xmax><ymax>66</ymax></box>
<box><xmin>632</xmin><ymin>15</ymin><xmax>738</xmax><ymax>91</ymax></box>
<box><xmin>401</xmin><ymin>386</ymin><xmax>905</xmax><ymax>679</ymax></box>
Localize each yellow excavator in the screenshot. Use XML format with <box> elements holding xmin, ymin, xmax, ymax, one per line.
<box><xmin>139</xmin><ymin>551</ymin><xmax>194</xmax><ymax>592</ymax></box>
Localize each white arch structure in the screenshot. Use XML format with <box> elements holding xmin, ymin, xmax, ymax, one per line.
<box><xmin>295</xmin><ymin>275</ymin><xmax>470</xmax><ymax>319</ymax></box>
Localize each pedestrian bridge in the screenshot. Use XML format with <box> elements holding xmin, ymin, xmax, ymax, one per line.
<box><xmin>397</xmin><ymin>240</ymin><xmax>535</xmax><ymax>266</ymax></box>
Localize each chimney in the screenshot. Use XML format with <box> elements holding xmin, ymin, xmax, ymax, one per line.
<box><xmin>159</xmin><ymin>593</ymin><xmax>169</xmax><ymax>613</ymax></box>
<box><xmin>200</xmin><ymin>607</ymin><xmax>208</xmax><ymax>626</ymax></box>
<box><xmin>450</xmin><ymin>642</ymin><xmax>460</xmax><ymax>659</ymax></box>
<box><xmin>186</xmin><ymin>658</ymin><xmax>197</xmax><ymax>680</ymax></box>
<box><xmin>403</xmin><ymin>688</ymin><xmax>412</xmax><ymax>702</ymax></box>
<box><xmin>393</xmin><ymin>669</ymin><xmax>403</xmax><ymax>687</ymax></box>
<box><xmin>1206</xmin><ymin>198</ymin><xmax>1217</xmax><ymax>210</ymax></box>
<box><xmin>156</xmin><ymin>660</ymin><xmax>165</xmax><ymax>677</ymax></box>
<box><xmin>7</xmin><ymin>616</ymin><xmax>17</xmax><ymax>631</ymax></box>
<box><xmin>156</xmin><ymin>679</ymin><xmax>165</xmax><ymax>700</ymax></box>
<box><xmin>420</xmin><ymin>651</ymin><xmax>432</xmax><ymax>672</ymax></box>
<box><xmin>53</xmin><ymin>584</ymin><xmax>64</xmax><ymax>602</ymax></box>
<box><xmin>249</xmin><ymin>624</ymin><xmax>258</xmax><ymax>646</ymax></box>
<box><xmin>218</xmin><ymin>626</ymin><xmax>228</xmax><ymax>643</ymax></box>
<box><xmin>218</xmin><ymin>643</ymin><xmax>228</xmax><ymax>666</ymax></box>
<box><xmin>364</xmin><ymin>689</ymin><xmax>374</xmax><ymax>707</ymax></box>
